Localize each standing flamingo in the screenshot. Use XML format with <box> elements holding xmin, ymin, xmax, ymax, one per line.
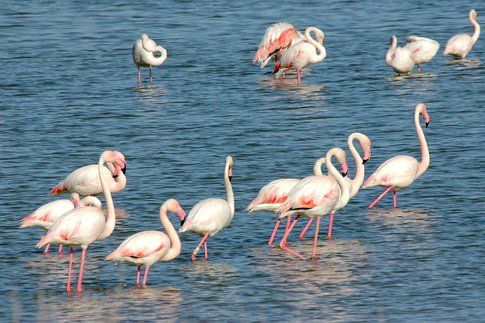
<box><xmin>444</xmin><ymin>9</ymin><xmax>480</xmax><ymax>59</ymax></box>
<box><xmin>276</xmin><ymin>27</ymin><xmax>326</xmax><ymax>84</ymax></box>
<box><xmin>37</xmin><ymin>150</ymin><xmax>120</xmax><ymax>292</ymax></box>
<box><xmin>50</xmin><ymin>151</ymin><xmax>126</xmax><ymax>196</ymax></box>
<box><xmin>299</xmin><ymin>133</ymin><xmax>372</xmax><ymax>240</ymax></box>
<box><xmin>386</xmin><ymin>35</ymin><xmax>415</xmax><ymax>75</ymax></box>
<box><xmin>21</xmin><ymin>193</ymin><xmax>102</xmax><ymax>254</ymax></box>
<box><xmin>106</xmin><ymin>199</ymin><xmax>185</xmax><ymax>286</ymax></box>
<box><xmin>363</xmin><ymin>103</ymin><xmax>430</xmax><ymax>208</ymax></box>
<box><xmin>277</xmin><ymin>148</ymin><xmax>350</xmax><ymax>260</ymax></box>
<box><xmin>404</xmin><ymin>36</ymin><xmax>440</xmax><ymax>72</ymax></box>
<box><xmin>133</xmin><ymin>34</ymin><xmax>168</xmax><ymax>86</ymax></box>
<box><xmin>179</xmin><ymin>156</ymin><xmax>234</xmax><ymax>261</ymax></box>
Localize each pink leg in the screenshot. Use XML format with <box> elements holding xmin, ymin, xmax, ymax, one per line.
<box><xmin>285</xmin><ymin>214</ymin><xmax>292</xmax><ymax>232</ymax></box>
<box><xmin>58</xmin><ymin>244</ymin><xmax>63</xmax><ymax>255</ymax></box>
<box><xmin>393</xmin><ymin>190</ymin><xmax>397</xmax><ymax>208</ymax></box>
<box><xmin>311</xmin><ymin>217</ymin><xmax>321</xmax><ymax>260</ymax></box>
<box><xmin>296</xmin><ymin>70</ymin><xmax>302</xmax><ymax>84</ymax></box>
<box><xmin>268</xmin><ymin>218</ymin><xmax>281</xmax><ymax>246</ymax></box>
<box><xmin>191</xmin><ymin>232</ymin><xmax>210</xmax><ymax>261</ymax></box>
<box><xmin>149</xmin><ymin>66</ymin><xmax>153</xmax><ymax>84</ymax></box>
<box><xmin>368</xmin><ymin>186</ymin><xmax>393</xmax><ymax>208</ymax></box>
<box><xmin>204</xmin><ymin>241</ymin><xmax>208</xmax><ymax>259</ymax></box>
<box><xmin>137</xmin><ymin>67</ymin><xmax>141</xmax><ymax>86</ymax></box>
<box><xmin>418</xmin><ymin>65</ymin><xmax>422</xmax><ymax>73</ymax></box>
<box><xmin>299</xmin><ymin>218</ymin><xmax>314</xmax><ymax>240</ymax></box>
<box><xmin>136</xmin><ymin>265</ymin><xmax>141</xmax><ymax>285</ymax></box>
<box><xmin>279</xmin><ymin>216</ymin><xmax>305</xmax><ymax>260</ymax></box>
<box><xmin>44</xmin><ymin>244</ymin><xmax>50</xmax><ymax>254</ymax></box>
<box><xmin>142</xmin><ymin>265</ymin><xmax>150</xmax><ymax>286</ymax></box>
<box><xmin>327</xmin><ymin>211</ymin><xmax>335</xmax><ymax>238</ymax></box>
<box><xmin>67</xmin><ymin>247</ymin><xmax>74</xmax><ymax>292</ymax></box>
<box><xmin>77</xmin><ymin>246</ymin><xmax>87</xmax><ymax>292</ymax></box>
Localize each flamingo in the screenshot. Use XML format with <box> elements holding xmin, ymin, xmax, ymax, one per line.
<box><xmin>20</xmin><ymin>193</ymin><xmax>102</xmax><ymax>254</ymax></box>
<box><xmin>277</xmin><ymin>148</ymin><xmax>350</xmax><ymax>260</ymax></box>
<box><xmin>50</xmin><ymin>151</ymin><xmax>126</xmax><ymax>196</ymax></box>
<box><xmin>363</xmin><ymin>103</ymin><xmax>430</xmax><ymax>208</ymax></box>
<box><xmin>444</xmin><ymin>9</ymin><xmax>480</xmax><ymax>59</ymax></box>
<box><xmin>404</xmin><ymin>35</ymin><xmax>440</xmax><ymax>72</ymax></box>
<box><xmin>275</xmin><ymin>27</ymin><xmax>326</xmax><ymax>84</ymax></box>
<box><xmin>179</xmin><ymin>156</ymin><xmax>234</xmax><ymax>261</ymax></box>
<box><xmin>133</xmin><ymin>34</ymin><xmax>168</xmax><ymax>86</ymax></box>
<box><xmin>386</xmin><ymin>35</ymin><xmax>415</xmax><ymax>74</ymax></box>
<box><xmin>253</xmin><ymin>22</ymin><xmax>305</xmax><ymax>73</ymax></box>
<box><xmin>106</xmin><ymin>199</ymin><xmax>185</xmax><ymax>286</ymax></box>
<box><xmin>299</xmin><ymin>133</ymin><xmax>372</xmax><ymax>240</ymax></box>
<box><xmin>37</xmin><ymin>150</ymin><xmax>120</xmax><ymax>292</ymax></box>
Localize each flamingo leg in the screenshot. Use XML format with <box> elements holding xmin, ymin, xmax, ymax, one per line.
<box><xmin>327</xmin><ymin>211</ymin><xmax>335</xmax><ymax>238</ymax></box>
<box><xmin>142</xmin><ymin>265</ymin><xmax>150</xmax><ymax>286</ymax></box>
<box><xmin>191</xmin><ymin>232</ymin><xmax>210</xmax><ymax>261</ymax></box>
<box><xmin>77</xmin><ymin>246</ymin><xmax>87</xmax><ymax>292</ymax></box>
<box><xmin>204</xmin><ymin>241</ymin><xmax>208</xmax><ymax>259</ymax></box>
<box><xmin>44</xmin><ymin>244</ymin><xmax>50</xmax><ymax>254</ymax></box>
<box><xmin>299</xmin><ymin>218</ymin><xmax>313</xmax><ymax>240</ymax></box>
<box><xmin>296</xmin><ymin>70</ymin><xmax>302</xmax><ymax>84</ymax></box>
<box><xmin>418</xmin><ymin>65</ymin><xmax>422</xmax><ymax>73</ymax></box>
<box><xmin>137</xmin><ymin>66</ymin><xmax>141</xmax><ymax>86</ymax></box>
<box><xmin>67</xmin><ymin>247</ymin><xmax>74</xmax><ymax>292</ymax></box>
<box><xmin>58</xmin><ymin>244</ymin><xmax>63</xmax><ymax>255</ymax></box>
<box><xmin>149</xmin><ymin>66</ymin><xmax>153</xmax><ymax>84</ymax></box>
<box><xmin>285</xmin><ymin>214</ymin><xmax>292</xmax><ymax>233</ymax></box>
<box><xmin>279</xmin><ymin>216</ymin><xmax>305</xmax><ymax>260</ymax></box>
<box><xmin>311</xmin><ymin>217</ymin><xmax>321</xmax><ymax>260</ymax></box>
<box><xmin>136</xmin><ymin>265</ymin><xmax>141</xmax><ymax>285</ymax></box>
<box><xmin>268</xmin><ymin>218</ymin><xmax>281</xmax><ymax>246</ymax></box>
<box><xmin>368</xmin><ymin>185</ymin><xmax>393</xmax><ymax>208</ymax></box>
<box><xmin>393</xmin><ymin>190</ymin><xmax>397</xmax><ymax>208</ymax></box>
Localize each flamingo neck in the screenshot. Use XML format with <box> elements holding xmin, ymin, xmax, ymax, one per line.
<box><xmin>415</xmin><ymin>108</ymin><xmax>430</xmax><ymax>179</ymax></box>
<box><xmin>305</xmin><ymin>27</ymin><xmax>326</xmax><ymax>63</ymax></box>
<box><xmin>471</xmin><ymin>15</ymin><xmax>480</xmax><ymax>44</ymax></box>
<box><xmin>81</xmin><ymin>196</ymin><xmax>102</xmax><ymax>208</ymax></box>
<box><xmin>159</xmin><ymin>205</ymin><xmax>181</xmax><ymax>261</ymax></box>
<box><xmin>313</xmin><ymin>157</ymin><xmax>325</xmax><ymax>175</ymax></box>
<box><xmin>110</xmin><ymin>172</ymin><xmax>127</xmax><ymax>193</ymax></box>
<box><xmin>326</xmin><ymin>150</ymin><xmax>350</xmax><ymax>210</ymax></box>
<box><xmin>97</xmin><ymin>155</ymin><xmax>116</xmax><ymax>240</ymax></box>
<box><xmin>347</xmin><ymin>135</ymin><xmax>365</xmax><ymax>197</ymax></box>
<box><xmin>225</xmin><ymin>166</ymin><xmax>235</xmax><ymax>218</ymax></box>
<box><xmin>386</xmin><ymin>36</ymin><xmax>397</xmax><ymax>65</ymax></box>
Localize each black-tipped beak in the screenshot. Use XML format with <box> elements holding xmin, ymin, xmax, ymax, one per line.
<box><xmin>425</xmin><ymin>122</ymin><xmax>429</xmax><ymax>128</ymax></box>
<box><xmin>229</xmin><ymin>176</ymin><xmax>233</xmax><ymax>183</ymax></box>
<box><xmin>362</xmin><ymin>158</ymin><xmax>369</xmax><ymax>164</ymax></box>
<box><xmin>122</xmin><ymin>166</ymin><xmax>127</xmax><ymax>174</ymax></box>
<box><xmin>341</xmin><ymin>171</ymin><xmax>348</xmax><ymax>177</ymax></box>
<box><xmin>180</xmin><ymin>218</ymin><xmax>185</xmax><ymax>226</ymax></box>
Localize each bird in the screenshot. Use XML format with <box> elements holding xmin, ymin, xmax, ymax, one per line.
<box><xmin>37</xmin><ymin>150</ymin><xmax>120</xmax><ymax>292</ymax></box>
<box><xmin>363</xmin><ymin>103</ymin><xmax>430</xmax><ymax>208</ymax></box>
<box><xmin>299</xmin><ymin>133</ymin><xmax>372</xmax><ymax>240</ymax></box>
<box><xmin>50</xmin><ymin>151</ymin><xmax>126</xmax><ymax>196</ymax></box>
<box><xmin>444</xmin><ymin>9</ymin><xmax>480</xmax><ymax>59</ymax></box>
<box><xmin>179</xmin><ymin>156</ymin><xmax>234</xmax><ymax>261</ymax></box>
<box><xmin>386</xmin><ymin>35</ymin><xmax>415</xmax><ymax>74</ymax></box>
<box><xmin>275</xmin><ymin>27</ymin><xmax>326</xmax><ymax>84</ymax></box>
<box><xmin>20</xmin><ymin>193</ymin><xmax>102</xmax><ymax>254</ymax></box>
<box><xmin>404</xmin><ymin>35</ymin><xmax>440</xmax><ymax>72</ymax></box>
<box><xmin>132</xmin><ymin>34</ymin><xmax>168</xmax><ymax>86</ymax></box>
<box><xmin>277</xmin><ymin>147</ymin><xmax>350</xmax><ymax>260</ymax></box>
<box><xmin>253</xmin><ymin>22</ymin><xmax>305</xmax><ymax>73</ymax></box>
<box><xmin>106</xmin><ymin>199</ymin><xmax>185</xmax><ymax>286</ymax></box>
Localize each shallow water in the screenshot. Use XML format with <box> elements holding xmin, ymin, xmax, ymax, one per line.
<box><xmin>1</xmin><ymin>0</ymin><xmax>484</xmax><ymax>321</ymax></box>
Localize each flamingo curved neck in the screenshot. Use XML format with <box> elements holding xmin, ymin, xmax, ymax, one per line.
<box><xmin>313</xmin><ymin>157</ymin><xmax>325</xmax><ymax>175</ymax></box>
<box><xmin>326</xmin><ymin>150</ymin><xmax>350</xmax><ymax>208</ymax></box>
<box><xmin>111</xmin><ymin>172</ymin><xmax>127</xmax><ymax>193</ymax></box>
<box><xmin>305</xmin><ymin>27</ymin><xmax>326</xmax><ymax>63</ymax></box>
<box><xmin>386</xmin><ymin>37</ymin><xmax>397</xmax><ymax>65</ymax></box>
<box><xmin>159</xmin><ymin>205</ymin><xmax>181</xmax><ymax>261</ymax></box>
<box><xmin>415</xmin><ymin>109</ymin><xmax>430</xmax><ymax>179</ymax></box>
<box><xmin>347</xmin><ymin>135</ymin><xmax>365</xmax><ymax>197</ymax></box>
<box><xmin>225</xmin><ymin>166</ymin><xmax>235</xmax><ymax>218</ymax></box>
<box><xmin>471</xmin><ymin>16</ymin><xmax>480</xmax><ymax>44</ymax></box>
<box><xmin>97</xmin><ymin>155</ymin><xmax>116</xmax><ymax>240</ymax></box>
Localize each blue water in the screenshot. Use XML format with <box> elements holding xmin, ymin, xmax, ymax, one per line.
<box><xmin>1</xmin><ymin>0</ymin><xmax>484</xmax><ymax>321</ymax></box>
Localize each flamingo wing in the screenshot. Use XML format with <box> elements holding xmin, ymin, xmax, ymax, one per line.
<box><xmin>110</xmin><ymin>231</ymin><xmax>169</xmax><ymax>259</ymax></box>
<box><xmin>253</xmin><ymin>22</ymin><xmax>299</xmax><ymax>67</ymax></box>
<box><xmin>284</xmin><ymin>176</ymin><xmax>339</xmax><ymax>211</ymax></box>
<box><xmin>180</xmin><ymin>198</ymin><xmax>231</xmax><ymax>234</ymax></box>
<box><xmin>20</xmin><ymin>199</ymin><xmax>75</xmax><ymax>228</ymax></box>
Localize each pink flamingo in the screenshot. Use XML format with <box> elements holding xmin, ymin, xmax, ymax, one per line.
<box><xmin>299</xmin><ymin>133</ymin><xmax>372</xmax><ymax>240</ymax></box>
<box><xmin>444</xmin><ymin>9</ymin><xmax>480</xmax><ymax>59</ymax></box>
<box><xmin>106</xmin><ymin>199</ymin><xmax>185</xmax><ymax>286</ymax></box>
<box><xmin>20</xmin><ymin>193</ymin><xmax>102</xmax><ymax>254</ymax></box>
<box><xmin>275</xmin><ymin>27</ymin><xmax>326</xmax><ymax>84</ymax></box>
<box><xmin>37</xmin><ymin>150</ymin><xmax>120</xmax><ymax>292</ymax></box>
<box><xmin>253</xmin><ymin>22</ymin><xmax>305</xmax><ymax>73</ymax></box>
<box><xmin>179</xmin><ymin>156</ymin><xmax>234</xmax><ymax>261</ymax></box>
<box><xmin>363</xmin><ymin>103</ymin><xmax>430</xmax><ymax>208</ymax></box>
<box><xmin>133</xmin><ymin>34</ymin><xmax>168</xmax><ymax>86</ymax></box>
<box><xmin>50</xmin><ymin>151</ymin><xmax>126</xmax><ymax>196</ymax></box>
<box><xmin>278</xmin><ymin>148</ymin><xmax>350</xmax><ymax>260</ymax></box>
<box><xmin>404</xmin><ymin>36</ymin><xmax>440</xmax><ymax>72</ymax></box>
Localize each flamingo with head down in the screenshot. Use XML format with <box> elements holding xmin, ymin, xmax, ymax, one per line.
<box><xmin>444</xmin><ymin>9</ymin><xmax>480</xmax><ymax>59</ymax></box>
<box><xmin>386</xmin><ymin>35</ymin><xmax>415</xmax><ymax>75</ymax></box>
<box><xmin>404</xmin><ymin>35</ymin><xmax>440</xmax><ymax>72</ymax></box>
<box><xmin>133</xmin><ymin>34</ymin><xmax>168</xmax><ymax>86</ymax></box>
<box><xmin>363</xmin><ymin>103</ymin><xmax>430</xmax><ymax>208</ymax></box>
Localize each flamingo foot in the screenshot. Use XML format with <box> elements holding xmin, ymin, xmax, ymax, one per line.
<box><xmin>191</xmin><ymin>247</ymin><xmax>200</xmax><ymax>262</ymax></box>
<box><xmin>279</xmin><ymin>240</ymin><xmax>306</xmax><ymax>260</ymax></box>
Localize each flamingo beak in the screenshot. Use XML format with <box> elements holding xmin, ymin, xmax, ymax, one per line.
<box><xmin>341</xmin><ymin>163</ymin><xmax>349</xmax><ymax>177</ymax></box>
<box><xmin>177</xmin><ymin>207</ymin><xmax>186</xmax><ymax>226</ymax></box>
<box><xmin>362</xmin><ymin>158</ymin><xmax>369</xmax><ymax>164</ymax></box>
<box><xmin>228</xmin><ymin>168</ymin><xmax>233</xmax><ymax>183</ymax></box>
<box><xmin>425</xmin><ymin>121</ymin><xmax>429</xmax><ymax>128</ymax></box>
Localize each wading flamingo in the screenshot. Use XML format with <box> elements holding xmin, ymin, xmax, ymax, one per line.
<box><xmin>363</xmin><ymin>103</ymin><xmax>430</xmax><ymax>208</ymax></box>
<box><xmin>179</xmin><ymin>156</ymin><xmax>234</xmax><ymax>261</ymax></box>
<box><xmin>299</xmin><ymin>133</ymin><xmax>372</xmax><ymax>240</ymax></box>
<box><xmin>21</xmin><ymin>193</ymin><xmax>102</xmax><ymax>254</ymax></box>
<box><xmin>278</xmin><ymin>148</ymin><xmax>350</xmax><ymax>260</ymax></box>
<box><xmin>50</xmin><ymin>151</ymin><xmax>126</xmax><ymax>196</ymax></box>
<box><xmin>444</xmin><ymin>9</ymin><xmax>480</xmax><ymax>59</ymax></box>
<box><xmin>106</xmin><ymin>199</ymin><xmax>185</xmax><ymax>286</ymax></box>
<box><xmin>133</xmin><ymin>34</ymin><xmax>168</xmax><ymax>86</ymax></box>
<box><xmin>37</xmin><ymin>150</ymin><xmax>120</xmax><ymax>292</ymax></box>
<box><xmin>276</xmin><ymin>27</ymin><xmax>326</xmax><ymax>84</ymax></box>
<box><xmin>386</xmin><ymin>35</ymin><xmax>415</xmax><ymax>74</ymax></box>
<box><xmin>404</xmin><ymin>36</ymin><xmax>440</xmax><ymax>72</ymax></box>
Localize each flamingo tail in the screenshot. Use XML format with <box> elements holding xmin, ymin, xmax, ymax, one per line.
<box><xmin>36</xmin><ymin>234</ymin><xmax>52</xmax><ymax>248</ymax></box>
<box><xmin>19</xmin><ymin>214</ymin><xmax>35</xmax><ymax>228</ymax></box>
<box><xmin>50</xmin><ymin>181</ymin><xmax>67</xmax><ymax>195</ymax></box>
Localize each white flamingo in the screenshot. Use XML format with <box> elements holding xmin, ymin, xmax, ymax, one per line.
<box><xmin>132</xmin><ymin>34</ymin><xmax>168</xmax><ymax>85</ymax></box>
<box><xmin>179</xmin><ymin>156</ymin><xmax>234</xmax><ymax>261</ymax></box>
<box><xmin>444</xmin><ymin>9</ymin><xmax>480</xmax><ymax>59</ymax></box>
<box><xmin>106</xmin><ymin>199</ymin><xmax>185</xmax><ymax>286</ymax></box>
<box><xmin>404</xmin><ymin>35</ymin><xmax>440</xmax><ymax>72</ymax></box>
<box><xmin>386</xmin><ymin>35</ymin><xmax>415</xmax><ymax>74</ymax></box>
<box><xmin>37</xmin><ymin>151</ymin><xmax>120</xmax><ymax>292</ymax></box>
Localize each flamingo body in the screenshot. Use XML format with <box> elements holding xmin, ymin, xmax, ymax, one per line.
<box><xmin>21</xmin><ymin>199</ymin><xmax>77</xmax><ymax>230</ymax></box>
<box><xmin>404</xmin><ymin>36</ymin><xmax>439</xmax><ymax>71</ymax></box>
<box><xmin>386</xmin><ymin>36</ymin><xmax>415</xmax><ymax>74</ymax></box>
<box><xmin>180</xmin><ymin>198</ymin><xmax>232</xmax><ymax>236</ymax></box>
<box><xmin>246</xmin><ymin>178</ymin><xmax>300</xmax><ymax>213</ymax></box>
<box><xmin>363</xmin><ymin>155</ymin><xmax>419</xmax><ymax>190</ymax></box>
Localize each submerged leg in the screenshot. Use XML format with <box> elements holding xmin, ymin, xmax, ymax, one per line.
<box><xmin>136</xmin><ymin>265</ymin><xmax>141</xmax><ymax>285</ymax></box>
<box><xmin>137</xmin><ymin>66</ymin><xmax>141</xmax><ymax>86</ymax></box>
<box><xmin>67</xmin><ymin>247</ymin><xmax>74</xmax><ymax>292</ymax></box>
<box><xmin>279</xmin><ymin>216</ymin><xmax>305</xmax><ymax>260</ymax></box>
<box><xmin>299</xmin><ymin>218</ymin><xmax>314</xmax><ymax>240</ymax></box>
<box><xmin>58</xmin><ymin>244</ymin><xmax>63</xmax><ymax>255</ymax></box>
<box><xmin>368</xmin><ymin>186</ymin><xmax>393</xmax><ymax>208</ymax></box>
<box><xmin>284</xmin><ymin>214</ymin><xmax>292</xmax><ymax>233</ymax></box>
<box><xmin>142</xmin><ymin>265</ymin><xmax>150</xmax><ymax>286</ymax></box>
<box><xmin>204</xmin><ymin>241</ymin><xmax>208</xmax><ymax>259</ymax></box>
<box><xmin>191</xmin><ymin>232</ymin><xmax>210</xmax><ymax>261</ymax></box>
<box><xmin>327</xmin><ymin>211</ymin><xmax>335</xmax><ymax>238</ymax></box>
<box><xmin>149</xmin><ymin>66</ymin><xmax>153</xmax><ymax>84</ymax></box>
<box><xmin>312</xmin><ymin>217</ymin><xmax>321</xmax><ymax>260</ymax></box>
<box><xmin>393</xmin><ymin>190</ymin><xmax>397</xmax><ymax>208</ymax></box>
<box><xmin>77</xmin><ymin>246</ymin><xmax>87</xmax><ymax>292</ymax></box>
<box><xmin>44</xmin><ymin>244</ymin><xmax>50</xmax><ymax>254</ymax></box>
<box><xmin>296</xmin><ymin>70</ymin><xmax>302</xmax><ymax>84</ymax></box>
<box><xmin>418</xmin><ymin>64</ymin><xmax>422</xmax><ymax>73</ymax></box>
<box><xmin>268</xmin><ymin>218</ymin><xmax>281</xmax><ymax>246</ymax></box>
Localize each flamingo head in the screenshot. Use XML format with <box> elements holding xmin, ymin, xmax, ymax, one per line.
<box><xmin>165</xmin><ymin>199</ymin><xmax>186</xmax><ymax>226</ymax></box>
<box><xmin>226</xmin><ymin>155</ymin><xmax>234</xmax><ymax>182</ymax></box>
<box><xmin>360</xmin><ymin>134</ymin><xmax>372</xmax><ymax>164</ymax></box>
<box><xmin>70</xmin><ymin>193</ymin><xmax>82</xmax><ymax>208</ymax></box>
<box><xmin>329</xmin><ymin>147</ymin><xmax>348</xmax><ymax>177</ymax></box>
<box><xmin>101</xmin><ymin>151</ymin><xmax>127</xmax><ymax>177</ymax></box>
<box><xmin>316</xmin><ymin>30</ymin><xmax>325</xmax><ymax>44</ymax></box>
<box><xmin>141</xmin><ymin>33</ymin><xmax>149</xmax><ymax>40</ymax></box>
<box><xmin>470</xmin><ymin>9</ymin><xmax>477</xmax><ymax>21</ymax></box>
<box><xmin>418</xmin><ymin>103</ymin><xmax>430</xmax><ymax>127</ymax></box>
